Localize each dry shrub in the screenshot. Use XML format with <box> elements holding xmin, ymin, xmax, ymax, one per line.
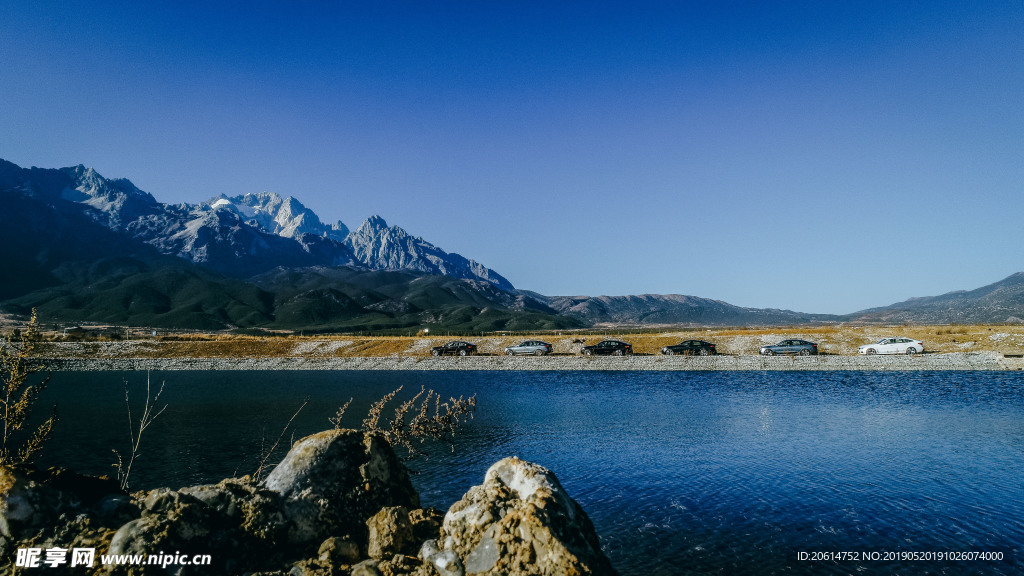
<box><xmin>332</xmin><ymin>385</ymin><xmax>477</xmax><ymax>459</ymax></box>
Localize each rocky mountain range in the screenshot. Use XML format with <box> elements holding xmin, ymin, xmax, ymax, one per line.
<box><xmin>2</xmin><ymin>158</ymin><xmax>1022</xmax><ymax>330</ymax></box>
<box><xmin>0</xmin><ymin>159</ymin><xmax>547</xmax><ymax>331</ymax></box>
<box><xmin>0</xmin><ymin>159</ymin><xmax>511</xmax><ymax>287</ymax></box>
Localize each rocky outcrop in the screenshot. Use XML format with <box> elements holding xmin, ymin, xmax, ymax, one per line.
<box><xmin>105</xmin><ymin>478</ymin><xmax>291</xmax><ymax>572</ymax></box>
<box><xmin>0</xmin><ymin>433</ymin><xmax>615</xmax><ymax>575</ymax></box>
<box><xmin>0</xmin><ymin>466</ymin><xmax>128</xmax><ymax>560</ymax></box>
<box><xmin>421</xmin><ymin>457</ymin><xmax>616</xmax><ymax>576</ymax></box>
<box><xmin>366</xmin><ymin>506</ymin><xmax>415</xmax><ymax>560</ymax></box>
<box><xmin>262</xmin><ymin>429</ymin><xmax>420</xmax><ymax>549</ymax></box>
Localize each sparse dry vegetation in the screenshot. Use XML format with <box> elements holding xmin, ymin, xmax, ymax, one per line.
<box><xmin>0</xmin><ymin>309</ymin><xmax>58</xmax><ymax>466</ymax></box>
<box><xmin>332</xmin><ymin>385</ymin><xmax>477</xmax><ymax>459</ymax></box>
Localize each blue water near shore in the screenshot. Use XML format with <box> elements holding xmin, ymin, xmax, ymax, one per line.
<box><xmin>41</xmin><ymin>370</ymin><xmax>1024</xmax><ymax>575</ymax></box>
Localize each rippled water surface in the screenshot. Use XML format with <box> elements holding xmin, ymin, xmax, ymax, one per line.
<box><xmin>42</xmin><ymin>370</ymin><xmax>1024</xmax><ymax>574</ymax></box>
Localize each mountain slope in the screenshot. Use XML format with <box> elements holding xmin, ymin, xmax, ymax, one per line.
<box><xmin>251</xmin><ymin>266</ymin><xmax>578</xmax><ymax>332</ymax></box>
<box><xmin>0</xmin><ymin>162</ymin><xmax>572</xmax><ymax>331</ymax></box>
<box><xmin>0</xmin><ymin>171</ymin><xmax>166</xmax><ymax>299</ymax></box>
<box><xmin>536</xmin><ymin>293</ymin><xmax>842</xmax><ymax>326</ymax></box>
<box><xmin>850</xmin><ymin>272</ymin><xmax>1024</xmax><ymax>324</ymax></box>
<box><xmin>4</xmin><ymin>257</ymin><xmax>277</xmax><ymax>330</ymax></box>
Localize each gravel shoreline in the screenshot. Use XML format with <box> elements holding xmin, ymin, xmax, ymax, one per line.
<box><xmin>41</xmin><ymin>352</ymin><xmax>1024</xmax><ymax>371</ymax></box>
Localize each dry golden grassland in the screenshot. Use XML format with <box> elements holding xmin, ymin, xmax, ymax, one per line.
<box><xmin>27</xmin><ymin>324</ymin><xmax>1024</xmax><ymax>359</ymax></box>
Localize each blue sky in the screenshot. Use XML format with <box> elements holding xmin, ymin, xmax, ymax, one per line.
<box><xmin>2</xmin><ymin>1</ymin><xmax>1022</xmax><ymax>314</ymax></box>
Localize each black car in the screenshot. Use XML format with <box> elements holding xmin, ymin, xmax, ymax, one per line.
<box><xmin>661</xmin><ymin>340</ymin><xmax>717</xmax><ymax>356</ymax></box>
<box><xmin>759</xmin><ymin>339</ymin><xmax>818</xmax><ymax>356</ymax></box>
<box><xmin>431</xmin><ymin>341</ymin><xmax>477</xmax><ymax>356</ymax></box>
<box><xmin>581</xmin><ymin>340</ymin><xmax>633</xmax><ymax>356</ymax></box>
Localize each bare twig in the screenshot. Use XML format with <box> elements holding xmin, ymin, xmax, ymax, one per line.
<box><xmin>113</xmin><ymin>373</ymin><xmax>167</xmax><ymax>490</ymax></box>
<box><xmin>254</xmin><ymin>397</ymin><xmax>308</xmax><ymax>482</ymax></box>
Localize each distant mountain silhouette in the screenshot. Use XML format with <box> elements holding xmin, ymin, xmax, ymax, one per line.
<box><xmin>848</xmin><ymin>272</ymin><xmax>1024</xmax><ymax>324</ymax></box>
<box><xmin>3</xmin><ymin>158</ymin><xmax>1021</xmax><ymax>330</ymax></box>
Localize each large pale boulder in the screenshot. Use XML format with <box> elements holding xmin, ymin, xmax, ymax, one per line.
<box><xmin>262</xmin><ymin>429</ymin><xmax>419</xmax><ymax>547</ymax></box>
<box><xmin>423</xmin><ymin>457</ymin><xmax>616</xmax><ymax>576</ymax></box>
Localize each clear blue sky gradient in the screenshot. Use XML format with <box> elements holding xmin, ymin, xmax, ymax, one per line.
<box><xmin>2</xmin><ymin>1</ymin><xmax>1022</xmax><ymax>314</ymax></box>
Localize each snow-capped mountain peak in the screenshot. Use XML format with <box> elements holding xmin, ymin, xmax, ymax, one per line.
<box><xmin>207</xmin><ymin>191</ymin><xmax>350</xmax><ymax>242</ymax></box>
<box><xmin>210</xmin><ymin>196</ymin><xmax>234</xmax><ymax>210</ymax></box>
<box><xmin>361</xmin><ymin>214</ymin><xmax>389</xmax><ymax>230</ymax></box>
<box><xmin>3</xmin><ymin>159</ymin><xmax>513</xmax><ymax>289</ymax></box>
<box><xmin>345</xmin><ymin>215</ymin><xmax>515</xmax><ymax>291</ymax></box>
<box><xmin>57</xmin><ymin>164</ymin><xmax>159</xmax><ymax>228</ymax></box>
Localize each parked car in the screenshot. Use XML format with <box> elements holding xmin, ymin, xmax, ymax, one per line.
<box><xmin>759</xmin><ymin>339</ymin><xmax>818</xmax><ymax>356</ymax></box>
<box><xmin>581</xmin><ymin>340</ymin><xmax>633</xmax><ymax>356</ymax></box>
<box><xmin>431</xmin><ymin>341</ymin><xmax>477</xmax><ymax>356</ymax></box>
<box><xmin>661</xmin><ymin>340</ymin><xmax>717</xmax><ymax>356</ymax></box>
<box><xmin>858</xmin><ymin>338</ymin><xmax>924</xmax><ymax>356</ymax></box>
<box><xmin>504</xmin><ymin>340</ymin><xmax>553</xmax><ymax>356</ymax></box>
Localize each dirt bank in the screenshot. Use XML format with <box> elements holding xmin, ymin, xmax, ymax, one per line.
<box><xmin>43</xmin><ymin>351</ymin><xmax>1023</xmax><ymax>371</ymax></box>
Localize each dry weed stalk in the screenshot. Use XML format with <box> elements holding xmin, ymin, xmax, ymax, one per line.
<box><xmin>253</xmin><ymin>397</ymin><xmax>309</xmax><ymax>482</ymax></box>
<box><xmin>112</xmin><ymin>373</ymin><xmax>167</xmax><ymax>490</ymax></box>
<box><xmin>0</xmin><ymin>309</ymin><xmax>58</xmax><ymax>466</ymax></box>
<box><xmin>361</xmin><ymin>386</ymin><xmax>403</xmax><ymax>433</ymax></box>
<box><xmin>329</xmin><ymin>397</ymin><xmax>353</xmax><ymax>429</ymax></box>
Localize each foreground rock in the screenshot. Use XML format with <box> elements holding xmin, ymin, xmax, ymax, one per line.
<box><xmin>422</xmin><ymin>458</ymin><xmax>616</xmax><ymax>576</ymax></box>
<box><xmin>262</xmin><ymin>429</ymin><xmax>420</xmax><ymax>549</ymax></box>
<box><xmin>0</xmin><ymin>432</ymin><xmax>616</xmax><ymax>575</ymax></box>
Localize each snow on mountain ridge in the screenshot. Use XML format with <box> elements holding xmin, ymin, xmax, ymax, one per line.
<box><xmin>58</xmin><ymin>164</ymin><xmax>160</xmax><ymax>229</ymax></box>
<box><xmin>5</xmin><ymin>159</ymin><xmax>513</xmax><ymax>289</ymax></box>
<box><xmin>206</xmin><ymin>191</ymin><xmax>350</xmax><ymax>243</ymax></box>
<box><xmin>344</xmin><ymin>214</ymin><xmax>515</xmax><ymax>291</ymax></box>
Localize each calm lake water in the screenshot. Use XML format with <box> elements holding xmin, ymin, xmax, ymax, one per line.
<box><xmin>41</xmin><ymin>370</ymin><xmax>1024</xmax><ymax>575</ymax></box>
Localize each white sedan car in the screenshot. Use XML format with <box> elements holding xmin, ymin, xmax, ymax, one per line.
<box><xmin>858</xmin><ymin>337</ymin><xmax>925</xmax><ymax>355</ymax></box>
